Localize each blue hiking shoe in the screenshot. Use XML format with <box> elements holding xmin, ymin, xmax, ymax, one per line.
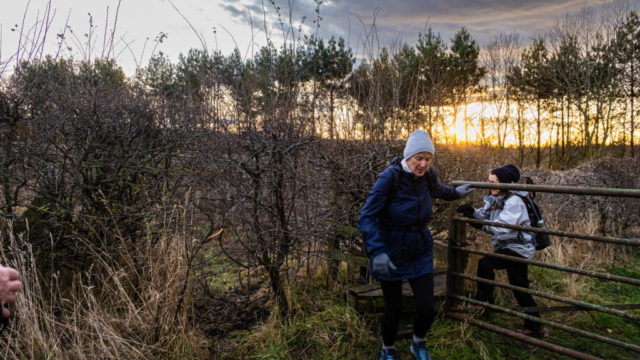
<box><xmin>380</xmin><ymin>348</ymin><xmax>397</xmax><ymax>360</ymax></box>
<box><xmin>410</xmin><ymin>340</ymin><xmax>432</xmax><ymax>360</ymax></box>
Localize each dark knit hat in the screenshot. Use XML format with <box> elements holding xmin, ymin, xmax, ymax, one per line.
<box><xmin>491</xmin><ymin>164</ymin><xmax>520</xmax><ymax>183</ymax></box>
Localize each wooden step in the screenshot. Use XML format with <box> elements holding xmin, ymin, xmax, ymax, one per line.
<box><xmin>347</xmin><ymin>270</ymin><xmax>452</xmax><ymax>313</ymax></box>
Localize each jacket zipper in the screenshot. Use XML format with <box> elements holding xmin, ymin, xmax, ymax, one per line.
<box><xmin>412</xmin><ymin>175</ymin><xmax>420</xmax><ymax>275</ymax></box>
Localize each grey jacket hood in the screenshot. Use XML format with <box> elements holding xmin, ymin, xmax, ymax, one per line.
<box><xmin>473</xmin><ymin>190</ymin><xmax>535</xmax><ymax>259</ymax></box>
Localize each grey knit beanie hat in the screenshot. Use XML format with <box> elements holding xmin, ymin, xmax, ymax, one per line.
<box><xmin>404</xmin><ymin>130</ymin><xmax>434</xmax><ymax>159</ymax></box>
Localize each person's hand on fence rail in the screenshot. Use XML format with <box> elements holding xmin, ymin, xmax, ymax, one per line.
<box><xmin>456</xmin><ymin>204</ymin><xmax>475</xmax><ymax>218</ymax></box>
<box><xmin>455</xmin><ymin>184</ymin><xmax>475</xmax><ymax>198</ymax></box>
<box><xmin>372</xmin><ymin>253</ymin><xmax>397</xmax><ymax>277</ymax></box>
<box><xmin>456</xmin><ymin>204</ymin><xmax>483</xmax><ymax>230</ymax></box>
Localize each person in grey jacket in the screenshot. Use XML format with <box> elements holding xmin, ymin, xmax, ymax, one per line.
<box><xmin>456</xmin><ymin>165</ymin><xmax>549</xmax><ymax>338</ymax></box>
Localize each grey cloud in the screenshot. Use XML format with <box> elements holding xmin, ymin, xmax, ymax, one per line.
<box><xmin>247</xmin><ymin>4</ymin><xmax>265</xmax><ymax>16</ymax></box>
<box><xmin>221</xmin><ymin>0</ymin><xmax>636</xmax><ymax>48</ymax></box>
<box><xmin>221</xmin><ymin>4</ymin><xmax>246</xmax><ymax>19</ymax></box>
<box><xmin>219</xmin><ymin>0</ymin><xmax>267</xmax><ymax>14</ymax></box>
<box><xmin>221</xmin><ymin>3</ymin><xmax>270</xmax><ymax>28</ymax></box>
<box><xmin>317</xmin><ymin>0</ymin><xmax>590</xmax><ymax>37</ymax></box>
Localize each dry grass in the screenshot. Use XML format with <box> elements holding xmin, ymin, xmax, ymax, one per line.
<box><xmin>0</xmin><ymin>153</ymin><xmax>637</xmax><ymax>359</ymax></box>
<box><xmin>0</xmin><ymin>219</ymin><xmax>209</xmax><ymax>360</ymax></box>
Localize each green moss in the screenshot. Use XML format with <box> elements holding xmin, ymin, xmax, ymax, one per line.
<box><xmin>13</xmin><ymin>196</ymin><xmax>51</xmax><ymax>234</ymax></box>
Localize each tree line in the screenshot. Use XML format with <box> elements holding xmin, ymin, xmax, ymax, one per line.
<box><xmin>124</xmin><ymin>3</ymin><xmax>638</xmax><ymax>168</ymax></box>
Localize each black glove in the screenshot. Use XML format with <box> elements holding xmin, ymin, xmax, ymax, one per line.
<box><xmin>456</xmin><ymin>204</ymin><xmax>483</xmax><ymax>230</ymax></box>
<box><xmin>456</xmin><ymin>204</ymin><xmax>475</xmax><ymax>218</ymax></box>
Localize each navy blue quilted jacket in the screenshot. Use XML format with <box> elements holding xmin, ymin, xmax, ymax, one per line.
<box><xmin>357</xmin><ymin>156</ymin><xmax>461</xmax><ymax>281</ymax></box>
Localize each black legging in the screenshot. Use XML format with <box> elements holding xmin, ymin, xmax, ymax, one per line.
<box><xmin>476</xmin><ymin>248</ymin><xmax>542</xmax><ymax>330</ymax></box>
<box><xmin>379</xmin><ymin>272</ymin><xmax>434</xmax><ymax>346</ymax></box>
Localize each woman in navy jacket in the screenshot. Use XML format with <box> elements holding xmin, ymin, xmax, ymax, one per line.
<box><xmin>358</xmin><ymin>130</ymin><xmax>474</xmax><ymax>360</ymax></box>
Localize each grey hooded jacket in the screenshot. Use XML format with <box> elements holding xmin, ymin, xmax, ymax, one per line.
<box><xmin>473</xmin><ymin>190</ymin><xmax>536</xmax><ymax>260</ymax></box>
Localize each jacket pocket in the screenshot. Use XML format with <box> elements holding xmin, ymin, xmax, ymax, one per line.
<box><xmin>386</xmin><ymin>231</ymin><xmax>403</xmax><ymax>258</ymax></box>
<box><xmin>388</xmin><ymin>231</ymin><xmax>412</xmax><ymax>266</ymax></box>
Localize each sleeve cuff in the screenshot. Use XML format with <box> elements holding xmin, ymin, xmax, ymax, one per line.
<box><xmin>368</xmin><ymin>247</ymin><xmax>386</xmax><ymax>258</ymax></box>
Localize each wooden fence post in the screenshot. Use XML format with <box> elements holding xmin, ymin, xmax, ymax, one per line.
<box><xmin>445</xmin><ymin>200</ymin><xmax>468</xmax><ymax>313</ymax></box>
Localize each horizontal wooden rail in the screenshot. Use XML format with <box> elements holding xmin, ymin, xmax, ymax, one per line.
<box><xmin>450</xmin><ymin>294</ymin><xmax>640</xmax><ymax>353</ymax></box>
<box><xmin>451</xmin><ymin>271</ymin><xmax>640</xmax><ymax>321</ymax></box>
<box><xmin>453</xmin><ymin>247</ymin><xmax>640</xmax><ymax>286</ymax></box>
<box><xmin>446</xmin><ymin>312</ymin><xmax>603</xmax><ymax>360</ymax></box>
<box><xmin>453</xmin><ymin>217</ymin><xmax>640</xmax><ymax>247</ymax></box>
<box><xmin>327</xmin><ymin>251</ymin><xmax>368</xmax><ymax>268</ymax></box>
<box><xmin>451</xmin><ymin>181</ymin><xmax>640</xmax><ymax>198</ymax></box>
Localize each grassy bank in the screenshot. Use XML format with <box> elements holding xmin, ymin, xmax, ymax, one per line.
<box><xmin>222</xmin><ymin>258</ymin><xmax>640</xmax><ymax>360</ymax></box>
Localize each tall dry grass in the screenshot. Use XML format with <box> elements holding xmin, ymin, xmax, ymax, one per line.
<box><xmin>0</xmin><ymin>216</ymin><xmax>210</xmax><ymax>360</ymax></box>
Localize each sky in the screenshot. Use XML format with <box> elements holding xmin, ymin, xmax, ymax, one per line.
<box><xmin>1</xmin><ymin>0</ymin><xmax>639</xmax><ymax>75</ymax></box>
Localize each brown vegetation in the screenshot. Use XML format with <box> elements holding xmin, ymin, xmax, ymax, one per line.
<box><xmin>1</xmin><ymin>1</ymin><xmax>640</xmax><ymax>359</ymax></box>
